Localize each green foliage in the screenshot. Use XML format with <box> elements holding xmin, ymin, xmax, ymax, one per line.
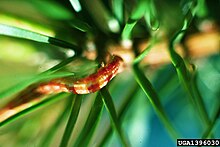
<box><xmin>0</xmin><ymin>0</ymin><xmax>219</xmax><ymax>147</ymax></box>
<box><xmin>100</xmin><ymin>87</ymin><xmax>129</xmax><ymax>146</ymax></box>
<box><xmin>60</xmin><ymin>94</ymin><xmax>82</xmax><ymax>147</ymax></box>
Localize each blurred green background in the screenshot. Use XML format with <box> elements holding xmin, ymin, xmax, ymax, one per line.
<box><xmin>0</xmin><ymin>0</ymin><xmax>219</xmax><ymax>147</ymax></box>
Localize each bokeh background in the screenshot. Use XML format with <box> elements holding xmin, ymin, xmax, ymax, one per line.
<box><xmin>0</xmin><ymin>0</ymin><xmax>219</xmax><ymax>147</ymax></box>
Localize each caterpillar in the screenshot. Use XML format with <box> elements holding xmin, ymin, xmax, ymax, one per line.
<box><xmin>0</xmin><ymin>55</ymin><xmax>123</xmax><ymax>122</ymax></box>
<box><xmin>37</xmin><ymin>55</ymin><xmax>123</xmax><ymax>94</ymax></box>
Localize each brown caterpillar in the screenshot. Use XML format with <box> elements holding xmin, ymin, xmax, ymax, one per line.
<box><xmin>0</xmin><ymin>55</ymin><xmax>123</xmax><ymax>122</ymax></box>
<box><xmin>37</xmin><ymin>55</ymin><xmax>123</xmax><ymax>94</ymax></box>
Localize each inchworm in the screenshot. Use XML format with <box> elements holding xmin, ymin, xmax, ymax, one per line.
<box><xmin>37</xmin><ymin>55</ymin><xmax>123</xmax><ymax>94</ymax></box>
<box><xmin>0</xmin><ymin>55</ymin><xmax>123</xmax><ymax>122</ymax></box>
